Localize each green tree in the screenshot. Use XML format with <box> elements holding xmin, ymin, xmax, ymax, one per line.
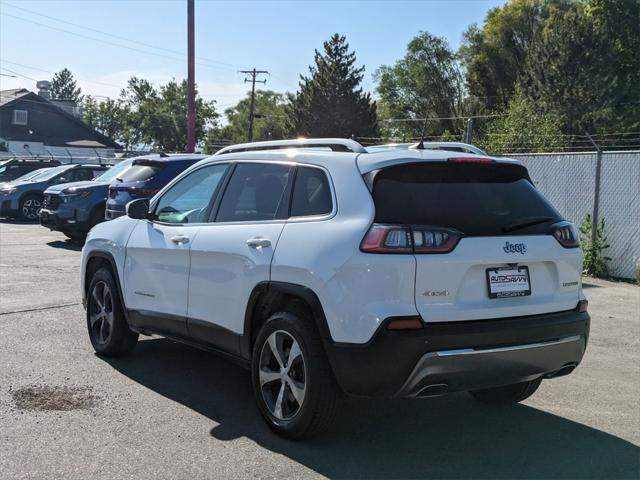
<box><xmin>478</xmin><ymin>93</ymin><xmax>566</xmax><ymax>153</ymax></box>
<box><xmin>122</xmin><ymin>77</ymin><xmax>219</xmax><ymax>151</ymax></box>
<box><xmin>375</xmin><ymin>32</ymin><xmax>465</xmax><ymax>139</ymax></box>
<box><xmin>82</xmin><ymin>97</ymin><xmax>134</xmax><ymax>148</ymax></box>
<box><xmin>205</xmin><ymin>90</ymin><xmax>289</xmax><ymax>150</ymax></box>
<box><xmin>288</xmin><ymin>34</ymin><xmax>378</xmax><ymax>138</ymax></box>
<box><xmin>521</xmin><ymin>0</ymin><xmax>640</xmax><ymax>136</ymax></box>
<box><xmin>459</xmin><ymin>1</ymin><xmax>560</xmax><ymax>111</ymax></box>
<box><xmin>50</xmin><ymin>68</ymin><xmax>82</xmax><ymax>102</ymax></box>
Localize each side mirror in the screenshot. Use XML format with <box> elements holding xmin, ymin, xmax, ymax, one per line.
<box><xmin>126</xmin><ymin>198</ymin><xmax>150</xmax><ymax>220</ymax></box>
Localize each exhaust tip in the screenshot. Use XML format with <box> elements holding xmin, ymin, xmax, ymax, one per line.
<box><xmin>416</xmin><ymin>383</ymin><xmax>449</xmax><ymax>397</ymax></box>
<box><xmin>545</xmin><ymin>363</ymin><xmax>577</xmax><ymax>379</ymax></box>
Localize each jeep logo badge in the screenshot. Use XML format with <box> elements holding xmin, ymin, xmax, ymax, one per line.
<box><xmin>503</xmin><ymin>241</ymin><xmax>527</xmax><ymax>254</ymax></box>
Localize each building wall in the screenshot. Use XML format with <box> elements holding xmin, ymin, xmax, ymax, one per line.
<box><xmin>509</xmin><ymin>151</ymin><xmax>640</xmax><ymax>279</ymax></box>
<box><xmin>0</xmin><ymin>95</ymin><xmax>117</xmax><ymax>148</ymax></box>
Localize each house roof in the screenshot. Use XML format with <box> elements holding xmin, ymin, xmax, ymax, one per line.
<box><xmin>0</xmin><ymin>88</ymin><xmax>122</xmax><ymax>149</ymax></box>
<box><xmin>0</xmin><ymin>88</ymin><xmax>30</xmax><ymax>108</ymax></box>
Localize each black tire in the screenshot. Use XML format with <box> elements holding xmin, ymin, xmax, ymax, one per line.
<box><xmin>86</xmin><ymin>267</ymin><xmax>138</xmax><ymax>356</ymax></box>
<box><xmin>19</xmin><ymin>194</ymin><xmax>43</xmax><ymax>221</ymax></box>
<box><xmin>469</xmin><ymin>378</ymin><xmax>542</xmax><ymax>404</ymax></box>
<box><xmin>251</xmin><ymin>306</ymin><xmax>340</xmax><ymax>439</ymax></box>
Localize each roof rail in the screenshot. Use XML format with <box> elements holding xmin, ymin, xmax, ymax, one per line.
<box><xmin>367</xmin><ymin>142</ymin><xmax>487</xmax><ymax>156</ymax></box>
<box><xmin>215</xmin><ymin>138</ymin><xmax>367</xmax><ymax>155</ymax></box>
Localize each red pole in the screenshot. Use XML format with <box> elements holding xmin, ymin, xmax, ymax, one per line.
<box><xmin>186</xmin><ymin>0</ymin><xmax>196</xmax><ymax>153</ymax></box>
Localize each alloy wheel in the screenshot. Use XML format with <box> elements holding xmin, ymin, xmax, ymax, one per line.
<box><xmin>22</xmin><ymin>199</ymin><xmax>42</xmax><ymax>220</ymax></box>
<box><xmin>259</xmin><ymin>330</ymin><xmax>307</xmax><ymax>421</ymax></box>
<box><xmin>89</xmin><ymin>281</ymin><xmax>114</xmax><ymax>346</ymax></box>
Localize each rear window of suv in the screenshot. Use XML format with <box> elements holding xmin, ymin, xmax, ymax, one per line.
<box><xmin>371</xmin><ymin>162</ymin><xmax>562</xmax><ymax>236</ymax></box>
<box><xmin>118</xmin><ymin>163</ymin><xmax>164</xmax><ymax>182</ymax></box>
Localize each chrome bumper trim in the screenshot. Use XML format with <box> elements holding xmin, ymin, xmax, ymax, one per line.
<box><xmin>398</xmin><ymin>335</ymin><xmax>586</xmax><ymax>397</ymax></box>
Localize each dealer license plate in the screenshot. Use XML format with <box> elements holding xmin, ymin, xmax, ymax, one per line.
<box><xmin>486</xmin><ymin>266</ymin><xmax>531</xmax><ymax>298</ymax></box>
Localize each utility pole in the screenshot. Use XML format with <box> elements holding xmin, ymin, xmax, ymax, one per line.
<box><xmin>239</xmin><ymin>68</ymin><xmax>268</xmax><ymax>142</ymax></box>
<box><xmin>186</xmin><ymin>0</ymin><xmax>196</xmax><ymax>153</ymax></box>
<box><xmin>586</xmin><ymin>132</ymin><xmax>603</xmax><ymax>247</ymax></box>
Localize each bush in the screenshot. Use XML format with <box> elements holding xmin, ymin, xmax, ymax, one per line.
<box><xmin>579</xmin><ymin>214</ymin><xmax>611</xmax><ymax>278</ymax></box>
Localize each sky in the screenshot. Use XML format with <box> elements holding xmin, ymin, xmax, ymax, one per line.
<box><xmin>0</xmin><ymin>0</ymin><xmax>504</xmax><ymax>113</ymax></box>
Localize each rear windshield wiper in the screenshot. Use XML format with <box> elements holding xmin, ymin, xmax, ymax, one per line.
<box><xmin>502</xmin><ymin>216</ymin><xmax>554</xmax><ymax>233</ymax></box>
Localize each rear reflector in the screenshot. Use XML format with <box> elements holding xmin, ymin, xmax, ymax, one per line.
<box><xmin>447</xmin><ymin>157</ymin><xmax>495</xmax><ymax>164</ymax></box>
<box><xmin>576</xmin><ymin>299</ymin><xmax>588</xmax><ymax>312</ymax></box>
<box><xmin>386</xmin><ymin>317</ymin><xmax>424</xmax><ymax>330</ymax></box>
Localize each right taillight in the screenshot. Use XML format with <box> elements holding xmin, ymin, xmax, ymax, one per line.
<box><xmin>360</xmin><ymin>224</ymin><xmax>461</xmax><ymax>254</ymax></box>
<box><xmin>552</xmin><ymin>221</ymin><xmax>580</xmax><ymax>248</ymax></box>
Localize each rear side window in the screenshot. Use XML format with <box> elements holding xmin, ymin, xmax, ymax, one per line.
<box><xmin>119</xmin><ymin>163</ymin><xmax>163</xmax><ymax>182</ymax></box>
<box><xmin>372</xmin><ymin>162</ymin><xmax>562</xmax><ymax>236</ymax></box>
<box><xmin>290</xmin><ymin>166</ymin><xmax>332</xmax><ymax>217</ymax></box>
<box><xmin>217</xmin><ymin>163</ymin><xmax>292</xmax><ymax>222</ymax></box>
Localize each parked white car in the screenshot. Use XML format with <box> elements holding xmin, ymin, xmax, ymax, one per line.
<box><xmin>80</xmin><ymin>138</ymin><xmax>590</xmax><ymax>438</ymax></box>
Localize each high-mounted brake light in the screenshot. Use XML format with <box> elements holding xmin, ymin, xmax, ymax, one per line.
<box><xmin>447</xmin><ymin>157</ymin><xmax>495</xmax><ymax>164</ymax></box>
<box><xmin>360</xmin><ymin>224</ymin><xmax>461</xmax><ymax>254</ymax></box>
<box><xmin>552</xmin><ymin>221</ymin><xmax>579</xmax><ymax>248</ymax></box>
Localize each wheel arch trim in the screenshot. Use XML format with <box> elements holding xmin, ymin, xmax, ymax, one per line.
<box><xmin>84</xmin><ymin>250</ymin><xmax>131</xmax><ymax>325</ymax></box>
<box><xmin>241</xmin><ymin>281</ymin><xmax>333</xmax><ymax>359</ymax></box>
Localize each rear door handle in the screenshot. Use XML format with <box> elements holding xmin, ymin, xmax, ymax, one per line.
<box><xmin>171</xmin><ymin>235</ymin><xmax>190</xmax><ymax>245</ymax></box>
<box><xmin>246</xmin><ymin>237</ymin><xmax>271</xmax><ymax>248</ymax></box>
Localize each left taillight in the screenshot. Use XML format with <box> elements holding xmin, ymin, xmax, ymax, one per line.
<box><xmin>552</xmin><ymin>221</ymin><xmax>580</xmax><ymax>248</ymax></box>
<box><xmin>360</xmin><ymin>224</ymin><xmax>461</xmax><ymax>254</ymax></box>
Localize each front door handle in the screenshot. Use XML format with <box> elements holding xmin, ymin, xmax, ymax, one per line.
<box><xmin>246</xmin><ymin>237</ymin><xmax>271</xmax><ymax>248</ymax></box>
<box><xmin>171</xmin><ymin>235</ymin><xmax>190</xmax><ymax>245</ymax></box>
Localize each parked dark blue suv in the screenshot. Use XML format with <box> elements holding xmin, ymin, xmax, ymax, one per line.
<box><xmin>1</xmin><ymin>164</ymin><xmax>108</xmax><ymax>220</ymax></box>
<box><xmin>40</xmin><ymin>159</ymin><xmax>134</xmax><ymax>239</ymax></box>
<box><xmin>105</xmin><ymin>154</ymin><xmax>206</xmax><ymax>220</ymax></box>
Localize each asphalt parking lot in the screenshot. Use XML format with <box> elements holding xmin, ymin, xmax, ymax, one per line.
<box><xmin>0</xmin><ymin>221</ymin><xmax>638</xmax><ymax>479</ymax></box>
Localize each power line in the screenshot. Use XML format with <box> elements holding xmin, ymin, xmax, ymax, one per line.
<box><xmin>0</xmin><ymin>67</ymin><xmax>37</xmax><ymax>82</ymax></box>
<box><xmin>1</xmin><ymin>59</ymin><xmax>125</xmax><ymax>90</ymax></box>
<box><xmin>3</xmin><ymin>2</ymin><xmax>246</xmax><ymax>71</ymax></box>
<box><xmin>383</xmin><ymin>113</ymin><xmax>507</xmax><ymax>122</ymax></box>
<box><xmin>1</xmin><ymin>12</ymin><xmax>240</xmax><ymax>73</ymax></box>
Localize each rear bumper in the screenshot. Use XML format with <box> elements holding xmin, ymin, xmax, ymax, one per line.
<box><xmin>324</xmin><ymin>309</ymin><xmax>590</xmax><ymax>397</ymax></box>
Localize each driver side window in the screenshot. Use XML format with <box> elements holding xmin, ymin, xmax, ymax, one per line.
<box><xmin>153</xmin><ymin>163</ymin><xmax>228</xmax><ymax>224</ymax></box>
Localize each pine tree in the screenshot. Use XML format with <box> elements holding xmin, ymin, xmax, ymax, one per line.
<box><xmin>50</xmin><ymin>68</ymin><xmax>82</xmax><ymax>102</ymax></box>
<box><xmin>288</xmin><ymin>34</ymin><xmax>378</xmax><ymax>139</ymax></box>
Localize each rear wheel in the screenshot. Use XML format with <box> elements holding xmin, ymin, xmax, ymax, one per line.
<box><xmin>251</xmin><ymin>309</ymin><xmax>339</xmax><ymax>439</ymax></box>
<box><xmin>469</xmin><ymin>378</ymin><xmax>542</xmax><ymax>404</ymax></box>
<box><xmin>87</xmin><ymin>267</ymin><xmax>138</xmax><ymax>356</ymax></box>
<box><xmin>19</xmin><ymin>194</ymin><xmax>42</xmax><ymax>221</ymax></box>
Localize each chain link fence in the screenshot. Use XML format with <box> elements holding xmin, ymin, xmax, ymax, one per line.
<box><xmin>509</xmin><ymin>150</ymin><xmax>640</xmax><ymax>280</ymax></box>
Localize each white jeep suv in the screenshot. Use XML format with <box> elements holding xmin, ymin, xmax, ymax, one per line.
<box><xmin>81</xmin><ymin>138</ymin><xmax>590</xmax><ymax>438</ymax></box>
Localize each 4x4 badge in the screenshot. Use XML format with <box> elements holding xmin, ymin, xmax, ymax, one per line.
<box><xmin>503</xmin><ymin>241</ymin><xmax>527</xmax><ymax>254</ymax></box>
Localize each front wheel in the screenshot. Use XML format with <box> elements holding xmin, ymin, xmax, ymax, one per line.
<box><xmin>251</xmin><ymin>309</ymin><xmax>339</xmax><ymax>439</ymax></box>
<box><xmin>469</xmin><ymin>378</ymin><xmax>542</xmax><ymax>404</ymax></box>
<box><xmin>20</xmin><ymin>194</ymin><xmax>42</xmax><ymax>221</ymax></box>
<box><xmin>87</xmin><ymin>267</ymin><xmax>138</xmax><ymax>356</ymax></box>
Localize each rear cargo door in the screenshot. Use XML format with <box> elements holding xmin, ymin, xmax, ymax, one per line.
<box><xmin>371</xmin><ymin>161</ymin><xmax>583</xmax><ymax>322</ymax></box>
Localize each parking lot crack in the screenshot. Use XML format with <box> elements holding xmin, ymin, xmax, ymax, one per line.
<box><xmin>0</xmin><ymin>302</ymin><xmax>81</xmax><ymax>316</ymax></box>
